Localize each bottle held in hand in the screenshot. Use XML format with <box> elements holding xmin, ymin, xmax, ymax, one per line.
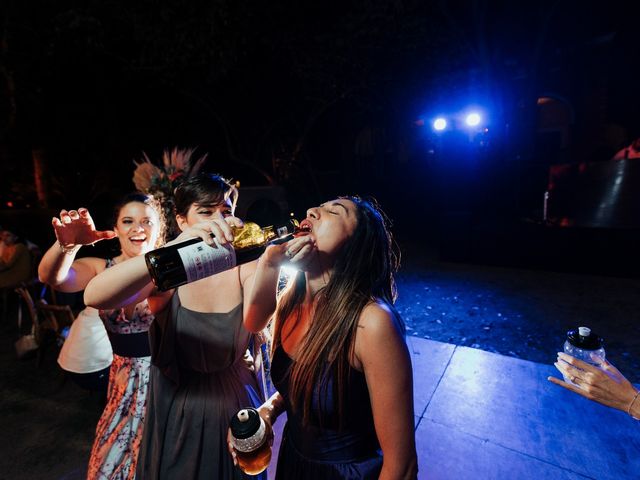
<box><xmin>145</xmin><ymin>219</ymin><xmax>298</xmax><ymax>291</ymax></box>
<box><xmin>230</xmin><ymin>407</ymin><xmax>272</xmax><ymax>475</ymax></box>
<box><xmin>562</xmin><ymin>326</ymin><xmax>605</xmax><ymax>385</ymax></box>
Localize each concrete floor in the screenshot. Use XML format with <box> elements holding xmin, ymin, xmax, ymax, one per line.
<box><xmin>2</xmin><ymin>259</ymin><xmax>639</xmax><ymax>479</ymax></box>
<box><xmin>2</xmin><ymin>329</ymin><xmax>639</xmax><ymax>479</ymax></box>
<box><xmin>409</xmin><ymin>338</ymin><xmax>640</xmax><ymax>479</ymax></box>
<box><xmin>265</xmin><ymin>337</ymin><xmax>640</xmax><ymax>480</ymax></box>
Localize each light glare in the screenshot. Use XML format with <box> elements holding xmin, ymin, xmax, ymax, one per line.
<box><xmin>465</xmin><ymin>112</ymin><xmax>481</xmax><ymax>127</ymax></box>
<box><xmin>433</xmin><ymin>117</ymin><xmax>447</xmax><ymax>131</ymax></box>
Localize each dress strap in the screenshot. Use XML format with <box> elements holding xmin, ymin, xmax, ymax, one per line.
<box><xmin>237</xmin><ymin>264</ymin><xmax>243</xmax><ymax>296</ymax></box>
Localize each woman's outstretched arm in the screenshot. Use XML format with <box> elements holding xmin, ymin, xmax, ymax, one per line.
<box><xmin>549</xmin><ymin>352</ymin><xmax>640</xmax><ymax>419</ymax></box>
<box><xmin>84</xmin><ymin>255</ymin><xmax>157</xmax><ymax>309</ymax></box>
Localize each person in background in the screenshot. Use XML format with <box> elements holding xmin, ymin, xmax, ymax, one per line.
<box><xmin>38</xmin><ymin>193</ymin><xmax>165</xmax><ymax>480</ymax></box>
<box><xmin>241</xmin><ymin>196</ymin><xmax>418</xmax><ymax>479</ymax></box>
<box><xmin>549</xmin><ymin>353</ymin><xmax>640</xmax><ymax>420</ymax></box>
<box><xmin>84</xmin><ymin>173</ymin><xmax>267</xmax><ymax>479</ymax></box>
<box><xmin>611</xmin><ymin>137</ymin><xmax>640</xmax><ymax>160</ymax></box>
<box><xmin>0</xmin><ymin>229</ymin><xmax>32</xmax><ymax>289</ymax></box>
<box><xmin>0</xmin><ymin>226</ymin><xmax>6</xmax><ymax>259</ymax></box>
<box><xmin>57</xmin><ymin>305</ymin><xmax>113</xmax><ymax>394</ymax></box>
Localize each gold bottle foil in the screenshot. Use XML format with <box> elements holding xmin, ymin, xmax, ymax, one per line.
<box><xmin>231</xmin><ymin>219</ymin><xmax>299</xmax><ymax>250</ymax></box>
<box><xmin>232</xmin><ymin>223</ymin><xmax>266</xmax><ymax>250</ymax></box>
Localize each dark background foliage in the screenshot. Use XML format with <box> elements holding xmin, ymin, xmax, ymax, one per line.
<box><xmin>1</xmin><ymin>1</ymin><xmax>638</xmax><ymax>273</ymax></box>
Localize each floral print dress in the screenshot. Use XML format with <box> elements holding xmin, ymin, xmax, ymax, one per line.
<box><xmin>87</xmin><ymin>259</ymin><xmax>155</xmax><ymax>480</ymax></box>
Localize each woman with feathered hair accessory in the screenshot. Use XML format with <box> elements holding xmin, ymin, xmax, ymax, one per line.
<box><xmin>86</xmin><ymin>171</ymin><xmax>267</xmax><ymax>479</ymax></box>
<box><xmin>132</xmin><ymin>147</ymin><xmax>208</xmax><ymax>240</ymax></box>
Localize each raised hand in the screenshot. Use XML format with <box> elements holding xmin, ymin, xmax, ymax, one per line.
<box><xmin>52</xmin><ymin>208</ymin><xmax>116</xmax><ymax>248</ymax></box>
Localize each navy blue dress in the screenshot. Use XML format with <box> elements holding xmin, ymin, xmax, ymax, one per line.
<box><xmin>271</xmin><ymin>346</ymin><xmax>382</xmax><ymax>479</ymax></box>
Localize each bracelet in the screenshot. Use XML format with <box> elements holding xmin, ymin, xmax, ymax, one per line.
<box><xmin>628</xmin><ymin>389</ymin><xmax>640</xmax><ymax>420</ymax></box>
<box><xmin>58</xmin><ymin>241</ymin><xmax>78</xmax><ymax>255</ymax></box>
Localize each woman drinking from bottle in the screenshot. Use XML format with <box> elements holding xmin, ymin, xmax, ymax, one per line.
<box><xmin>241</xmin><ymin>196</ymin><xmax>418</xmax><ymax>479</ymax></box>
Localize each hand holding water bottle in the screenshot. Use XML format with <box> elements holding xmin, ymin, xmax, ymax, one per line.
<box><xmin>548</xmin><ymin>326</ymin><xmax>639</xmax><ymax>419</ymax></box>
<box><xmin>548</xmin><ymin>352</ymin><xmax>640</xmax><ymax>420</ymax></box>
<box><xmin>560</xmin><ymin>326</ymin><xmax>605</xmax><ymax>385</ymax></box>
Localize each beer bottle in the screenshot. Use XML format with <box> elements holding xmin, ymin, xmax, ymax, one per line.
<box><xmin>230</xmin><ymin>407</ymin><xmax>272</xmax><ymax>475</ymax></box>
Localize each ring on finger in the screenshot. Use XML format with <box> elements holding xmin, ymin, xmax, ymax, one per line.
<box><xmin>285</xmin><ymin>249</ymin><xmax>293</xmax><ymax>258</ymax></box>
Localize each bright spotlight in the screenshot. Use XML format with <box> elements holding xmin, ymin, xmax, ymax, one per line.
<box><xmin>433</xmin><ymin>117</ymin><xmax>447</xmax><ymax>131</ymax></box>
<box><xmin>465</xmin><ymin>112</ymin><xmax>481</xmax><ymax>127</ymax></box>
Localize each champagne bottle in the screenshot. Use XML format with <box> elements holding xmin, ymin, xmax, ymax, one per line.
<box><xmin>145</xmin><ymin>219</ymin><xmax>298</xmax><ymax>291</ymax></box>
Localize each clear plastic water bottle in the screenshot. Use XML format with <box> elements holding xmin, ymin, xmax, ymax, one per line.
<box><xmin>562</xmin><ymin>326</ymin><xmax>605</xmax><ymax>385</ymax></box>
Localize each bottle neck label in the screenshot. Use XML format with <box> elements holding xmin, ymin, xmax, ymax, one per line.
<box><xmin>177</xmin><ymin>240</ymin><xmax>237</xmax><ymax>283</ymax></box>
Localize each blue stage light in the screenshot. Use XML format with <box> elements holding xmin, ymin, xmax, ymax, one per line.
<box><xmin>465</xmin><ymin>112</ymin><xmax>481</xmax><ymax>127</ymax></box>
<box><xmin>433</xmin><ymin>117</ymin><xmax>447</xmax><ymax>131</ymax></box>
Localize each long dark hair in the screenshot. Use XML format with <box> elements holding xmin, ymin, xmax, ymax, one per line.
<box><xmin>111</xmin><ymin>192</ymin><xmax>166</xmax><ymax>247</ymax></box>
<box><xmin>173</xmin><ymin>172</ymin><xmax>238</xmax><ymax>218</ymax></box>
<box><xmin>272</xmin><ymin>196</ymin><xmax>402</xmax><ymax>426</ymax></box>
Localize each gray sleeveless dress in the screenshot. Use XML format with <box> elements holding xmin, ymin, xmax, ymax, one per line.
<box><xmin>136</xmin><ymin>291</ymin><xmax>266</xmax><ymax>479</ymax></box>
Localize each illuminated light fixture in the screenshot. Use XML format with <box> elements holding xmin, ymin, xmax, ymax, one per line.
<box><xmin>433</xmin><ymin>117</ymin><xmax>447</xmax><ymax>131</ymax></box>
<box><xmin>465</xmin><ymin>112</ymin><xmax>481</xmax><ymax>127</ymax></box>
